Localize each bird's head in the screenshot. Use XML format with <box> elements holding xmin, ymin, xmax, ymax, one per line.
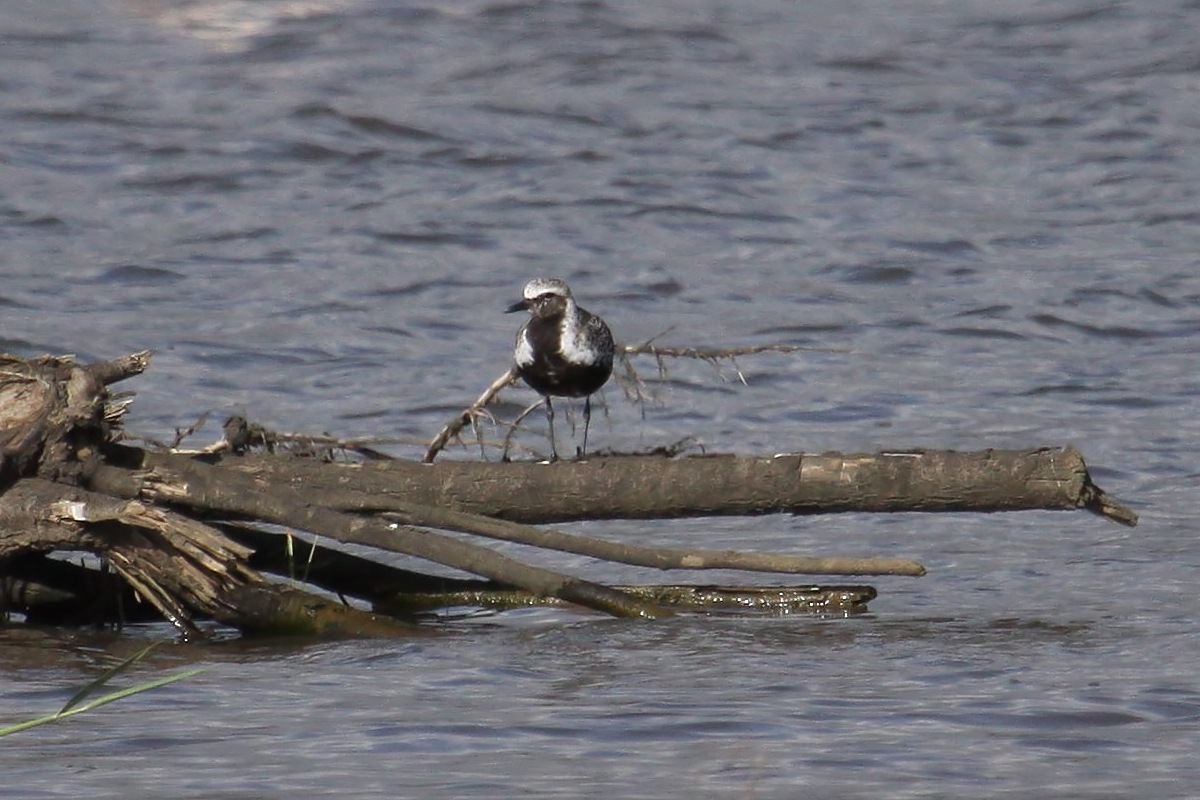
<box><xmin>506</xmin><ymin>277</ymin><xmax>574</xmax><ymax>318</ymax></box>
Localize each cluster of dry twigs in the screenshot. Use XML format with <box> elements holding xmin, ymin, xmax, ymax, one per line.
<box><xmin>422</xmin><ymin>341</ymin><xmax>841</xmax><ymax>463</ymax></box>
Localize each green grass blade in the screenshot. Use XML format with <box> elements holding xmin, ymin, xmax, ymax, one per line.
<box><xmin>60</xmin><ymin>666</ymin><xmax>207</xmax><ymax>718</ymax></box>
<box><xmin>0</xmin><ymin>711</ymin><xmax>72</xmax><ymax>737</ymax></box>
<box><xmin>59</xmin><ymin>644</ymin><xmax>157</xmax><ymax>716</ymax></box>
<box><xmin>0</xmin><ymin>664</ymin><xmax>206</xmax><ymax>738</ymax></box>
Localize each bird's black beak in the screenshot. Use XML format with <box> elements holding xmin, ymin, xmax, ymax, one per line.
<box><xmin>505</xmin><ymin>299</ymin><xmax>529</xmax><ymax>314</ymax></box>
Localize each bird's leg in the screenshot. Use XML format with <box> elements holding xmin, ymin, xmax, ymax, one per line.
<box><xmin>545</xmin><ymin>396</ymin><xmax>559</xmax><ymax>461</ymax></box>
<box><xmin>579</xmin><ymin>395</ymin><xmax>592</xmax><ymax>458</ymax></box>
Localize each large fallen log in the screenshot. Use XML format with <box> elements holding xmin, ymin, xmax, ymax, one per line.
<box><xmin>150</xmin><ymin>445</ymin><xmax>1136</xmax><ymax>526</ymax></box>
<box><xmin>93</xmin><ymin>447</ymin><xmax>928</xmax><ymax>577</ymax></box>
<box><xmin>0</xmin><ymin>350</ymin><xmax>1138</xmax><ymax>636</ymax></box>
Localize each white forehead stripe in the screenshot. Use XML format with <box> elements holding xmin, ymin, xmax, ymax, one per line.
<box><xmin>523</xmin><ymin>277</ymin><xmax>572</xmax><ymax>301</ymax></box>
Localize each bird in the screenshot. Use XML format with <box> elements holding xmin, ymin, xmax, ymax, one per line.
<box><xmin>507</xmin><ymin>277</ymin><xmax>615</xmax><ymax>460</ymax></box>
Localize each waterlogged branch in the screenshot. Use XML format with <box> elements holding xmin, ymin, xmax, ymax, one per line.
<box><xmin>385</xmin><ymin>584</ymin><xmax>879</xmax><ymax>616</ymax></box>
<box><xmin>214</xmin><ymin>524</ymin><xmax>884</xmax><ymax>615</ymax></box>
<box><xmin>0</xmin><ymin>477</ymin><xmax>418</xmax><ymax>637</ymax></box>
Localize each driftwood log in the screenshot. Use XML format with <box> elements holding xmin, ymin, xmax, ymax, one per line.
<box><xmin>0</xmin><ymin>351</ymin><xmax>1137</xmax><ymax>638</ymax></box>
<box><xmin>199</xmin><ymin>445</ymin><xmax>1134</xmax><ymax>525</ymax></box>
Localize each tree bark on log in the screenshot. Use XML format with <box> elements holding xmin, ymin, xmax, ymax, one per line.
<box><xmin>149</xmin><ymin>445</ymin><xmax>1136</xmax><ymax>527</ymax></box>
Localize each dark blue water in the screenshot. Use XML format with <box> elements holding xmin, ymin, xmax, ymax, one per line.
<box><xmin>3</xmin><ymin>0</ymin><xmax>1199</xmax><ymax>796</ymax></box>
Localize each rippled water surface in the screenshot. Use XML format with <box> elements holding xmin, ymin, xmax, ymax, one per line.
<box><xmin>3</xmin><ymin>0</ymin><xmax>1200</xmax><ymax>797</ymax></box>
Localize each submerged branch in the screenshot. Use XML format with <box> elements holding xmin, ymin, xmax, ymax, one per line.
<box><xmin>0</xmin><ymin>477</ymin><xmax>420</xmax><ymax>637</ymax></box>
<box><xmin>384</xmin><ymin>584</ymin><xmax>878</xmax><ymax>615</ymax></box>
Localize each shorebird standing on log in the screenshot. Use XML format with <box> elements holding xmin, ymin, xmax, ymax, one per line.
<box><xmin>507</xmin><ymin>277</ymin><xmax>614</xmax><ymax>460</ymax></box>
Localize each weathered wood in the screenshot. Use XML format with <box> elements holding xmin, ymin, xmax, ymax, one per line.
<box><xmin>0</xmin><ymin>478</ymin><xmax>419</xmax><ymax>637</ymax></box>
<box><xmin>423</xmin><ymin>366</ymin><xmax>518</xmax><ymax>463</ymax></box>
<box><xmin>216</xmin><ymin>521</ymin><xmax>478</xmax><ymax>599</ymax></box>
<box><xmin>167</xmin><ymin>446</ymin><xmax>1137</xmax><ymax>526</ymax></box>
<box><xmin>88</xmin><ymin>459</ymin><xmax>673</xmax><ymax>620</ymax></box>
<box><xmin>0</xmin><ymin>351</ymin><xmax>149</xmax><ymax>485</ymax></box>
<box><xmin>103</xmin><ymin>447</ymin><xmax>925</xmax><ymax>577</ymax></box>
<box><xmin>0</xmin><ymin>350</ymin><xmax>1141</xmax><ymax>637</ymax></box>
<box><xmin>222</xmin><ymin>525</ymin><xmax>872</xmax><ymax>618</ymax></box>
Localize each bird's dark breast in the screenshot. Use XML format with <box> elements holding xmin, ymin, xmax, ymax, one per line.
<box><xmin>517</xmin><ymin>318</ymin><xmax>612</xmax><ymax>397</ymax></box>
<box><xmin>518</xmin><ymin>357</ymin><xmax>612</xmax><ymax>398</ymax></box>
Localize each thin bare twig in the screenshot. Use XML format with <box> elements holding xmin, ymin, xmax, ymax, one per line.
<box><xmin>423</xmin><ymin>367</ymin><xmax>519</xmax><ymax>463</ymax></box>
<box><xmin>501</xmin><ymin>398</ymin><xmax>550</xmax><ymax>461</ymax></box>
<box><xmin>621</xmin><ymin>342</ymin><xmax>850</xmax><ymax>359</ymax></box>
<box><xmin>424</xmin><ymin>341</ymin><xmax>847</xmax><ymax>462</ymax></box>
<box><xmin>170</xmin><ymin>412</ymin><xmax>211</xmax><ymax>450</ymax></box>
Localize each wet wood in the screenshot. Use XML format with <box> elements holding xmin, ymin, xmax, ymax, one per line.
<box><xmin>2</xmin><ymin>554</ymin><xmax>160</xmax><ymax>626</ymax></box>
<box><xmin>211</xmin><ymin>526</ymin><xmax>874</xmax><ymax>618</ymax></box>
<box><xmin>0</xmin><ymin>478</ymin><xmax>417</xmax><ymax>637</ymax></box>
<box><xmin>0</xmin><ymin>350</ymin><xmax>1139</xmax><ymax>638</ymax></box>
<box><xmin>382</xmin><ymin>584</ymin><xmax>878</xmax><ymax>615</ymax></box>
